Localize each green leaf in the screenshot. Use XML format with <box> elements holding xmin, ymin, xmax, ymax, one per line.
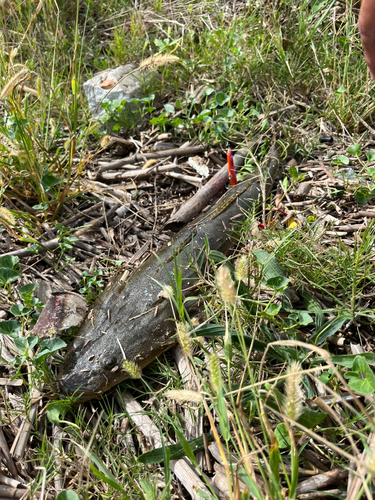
<box><xmin>266</xmin><ymin>276</ymin><xmax>290</xmax><ymax>292</ymax></box>
<box><xmin>318</xmin><ymin>371</ymin><xmax>333</xmax><ymax>385</ymax></box>
<box><xmin>14</xmin><ymin>336</ymin><xmax>38</xmax><ymax>352</ymax></box>
<box><xmin>367</xmin><ymin>151</ymin><xmax>375</xmax><ymax>162</ymax></box>
<box><xmin>355</xmin><ymin>187</ymin><xmax>374</xmax><ymax>205</ymax></box>
<box><xmin>261</xmin><ymin>119</ymin><xmax>269</xmax><ymax>131</ymax></box>
<box><xmin>208</xmin><ymin>250</ymin><xmax>227</xmax><ymax>264</ymax></box>
<box><xmin>41</xmin><ymin>173</ymin><xmax>61</xmax><ymax>192</ymax></box>
<box><xmin>218</xmin><ymin>108</ymin><xmax>235</xmax><ymax>118</ymax></box>
<box><xmin>73</xmin><ymin>443</ymin><xmax>125</xmax><ymax>494</ymax></box>
<box><xmin>46</xmin><ymin>401</ymin><xmax>69</xmax><ymax>424</ymax></box>
<box><xmin>275</xmin><ymin>423</ymin><xmax>290</xmax><ymax>449</ymax></box>
<box><xmin>24</xmin><ymin>243</ymin><xmax>40</xmax><ymax>253</ymax></box>
<box><xmin>195</xmin><ymin>489</ymin><xmax>213</xmax><ymax>499</ymax></box>
<box><xmin>10</xmin><ymin>304</ymin><xmax>31</xmax><ymax>317</ymax></box>
<box><xmin>253</xmin><ymin>249</ymin><xmax>287</xmax><ymax>279</ymax></box>
<box><xmin>367</xmin><ymin>167</ymin><xmax>375</xmax><ymax>176</ymax></box>
<box><xmin>301</xmin><ymin>290</ymin><xmax>324</xmax><ymax>331</ymax></box>
<box><xmin>164</xmin><ymin>104</ymin><xmax>174</xmax><ymax>113</ymax></box>
<box><xmin>289</xmin><ymin>165</ymin><xmax>298</xmax><ymax>180</ymax></box>
<box><xmin>269</xmin><ymin>440</ymin><xmax>280</xmax><ymax>488</ymax></box>
<box><xmin>332</xmin><ymin>155</ymin><xmax>349</xmax><ymax>165</ymax></box>
<box><xmin>215</xmin><ymin>92</ymin><xmax>230</xmax><ymax>106</ymax></box>
<box><xmin>344</xmin><ymin>356</ymin><xmax>375</xmax><ymax>395</ymax></box>
<box><xmin>0</xmin><ymin>268</ymin><xmax>21</xmax><ymax>286</ymax></box>
<box><xmin>39</xmin><ymin>338</ymin><xmax>67</xmax><ymax>352</ymax></box>
<box><xmin>56</xmin><ymin>492</ymin><xmax>80</xmax><ymax>500</ymax></box>
<box><xmin>174</xmin><ymin>426</ymin><xmax>198</xmax><ymax>467</ymax></box>
<box><xmin>334</xmin><ymin>84</ymin><xmax>346</xmax><ymax>94</ymax></box>
<box><xmin>217</xmin><ymin>387</ymin><xmax>230</xmax><ymax>441</ymax></box>
<box><xmin>138</xmin><ymin>434</ymin><xmax>212</xmax><ymax>464</ymax></box>
<box><xmin>330</xmin><ymin>352</ymin><xmax>375</xmax><ymax>368</ymax></box>
<box><xmin>310</xmin><ymin>313</ymin><xmax>351</xmax><ymax>345</ymax></box>
<box><xmin>0</xmin><ymin>320</ymin><xmax>21</xmax><ymax>337</ymax></box>
<box><xmin>297</xmin><ymin>311</ymin><xmax>314</xmax><ymax>325</ymax></box>
<box><xmin>19</xmin><ymin>284</ymin><xmax>38</xmax><ymax>297</ymax></box>
<box><xmin>0</xmin><ymin>255</ymin><xmax>20</xmax><ymax>270</ymax></box>
<box><xmin>237</xmin><ymin>467</ymin><xmax>264</xmax><ymax>500</ymax></box>
<box><xmin>347</xmin><ymin>144</ymin><xmax>361</xmax><ymax>155</ymax></box>
<box><xmin>90</xmin><ymin>464</ymin><xmax>124</xmax><ymax>493</ymax></box>
<box><xmin>32</xmin><ymin>203</ymin><xmax>49</xmax><ymax>212</ymax></box>
<box><xmin>266</xmin><ymin>303</ymin><xmax>282</xmax><ymax>316</ymax></box>
<box><xmin>35</xmin><ymin>338</ymin><xmax>67</xmax><ymax>361</ymax></box>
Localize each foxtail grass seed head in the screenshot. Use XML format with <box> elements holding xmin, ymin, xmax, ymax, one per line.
<box><xmin>139</xmin><ymin>54</ymin><xmax>180</xmax><ymax>71</ymax></box>
<box><xmin>158</xmin><ymin>285</ymin><xmax>174</xmax><ymax>300</ymax></box>
<box><xmin>16</xmin><ymin>151</ymin><xmax>28</xmax><ymax>163</ymax></box>
<box><xmin>235</xmin><ymin>254</ymin><xmax>249</xmax><ymax>282</ymax></box>
<box><xmin>176</xmin><ymin>321</ymin><xmax>192</xmax><ymax>357</ymax></box>
<box><xmin>36</xmin><ymin>77</ymin><xmax>42</xmax><ymax>98</ymax></box>
<box><xmin>0</xmin><ymin>207</ymin><xmax>15</xmax><ymax>226</ymax></box>
<box><xmin>122</xmin><ymin>361</ymin><xmax>142</xmax><ymax>379</ymax></box>
<box><xmin>216</xmin><ymin>265</ymin><xmax>236</xmax><ymax>306</ymax></box>
<box><xmin>209</xmin><ymin>352</ymin><xmax>222</xmax><ymax>393</ymax></box>
<box><xmin>282</xmin><ymin>361</ymin><xmax>304</xmax><ymax>422</ymax></box>
<box><xmin>0</xmin><ymin>68</ymin><xmax>29</xmax><ymax>100</ymax></box>
<box><xmin>100</xmin><ymin>135</ymin><xmax>113</xmax><ymax>150</ymax></box>
<box><xmin>165</xmin><ymin>389</ymin><xmax>203</xmax><ymax>404</ymax></box>
<box><xmin>9</xmin><ymin>47</ymin><xmax>18</xmax><ymax>62</ymax></box>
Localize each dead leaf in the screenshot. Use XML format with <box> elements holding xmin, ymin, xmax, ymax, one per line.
<box><xmin>100</xmin><ymin>79</ymin><xmax>116</xmax><ymax>89</ymax></box>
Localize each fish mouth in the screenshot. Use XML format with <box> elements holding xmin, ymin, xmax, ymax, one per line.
<box><xmin>57</xmin><ymin>370</ymin><xmax>106</xmax><ymax>402</ymax></box>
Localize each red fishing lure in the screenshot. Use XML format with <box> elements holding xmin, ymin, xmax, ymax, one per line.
<box><xmin>227</xmin><ymin>148</ymin><xmax>237</xmax><ymax>186</ymax></box>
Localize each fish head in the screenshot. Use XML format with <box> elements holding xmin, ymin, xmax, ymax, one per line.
<box><xmin>57</xmin><ymin>336</ymin><xmax>128</xmax><ymax>401</ymax></box>
<box><xmin>57</xmin><ymin>299</ymin><xmax>176</xmax><ymax>401</ymax></box>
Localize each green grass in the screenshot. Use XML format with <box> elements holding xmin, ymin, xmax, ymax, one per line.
<box><xmin>2</xmin><ymin>0</ymin><xmax>375</xmax><ymax>498</ymax></box>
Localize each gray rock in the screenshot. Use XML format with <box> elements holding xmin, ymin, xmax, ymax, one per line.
<box><xmin>83</xmin><ymin>63</ymin><xmax>160</xmax><ymax>132</ymax></box>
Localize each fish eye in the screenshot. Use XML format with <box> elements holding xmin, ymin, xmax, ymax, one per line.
<box><xmin>100</xmin><ymin>355</ymin><xmax>117</xmax><ymax>370</ymax></box>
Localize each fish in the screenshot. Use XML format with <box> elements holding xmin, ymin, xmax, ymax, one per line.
<box><xmin>57</xmin><ymin>150</ymin><xmax>279</xmax><ymax>401</ymax></box>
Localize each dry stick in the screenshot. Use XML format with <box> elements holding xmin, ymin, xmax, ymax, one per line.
<box><xmin>356</xmin><ymin>114</ymin><xmax>375</xmax><ymax>136</ymax></box>
<box><xmin>356</xmin><ymin>210</ymin><xmax>375</xmax><ymax>218</ymax></box>
<box><xmin>172</xmin><ymin>346</ymin><xmax>205</xmax><ymax>469</ymax></box>
<box><xmin>1</xmin><ymin>203</ymin><xmax>121</xmax><ymax>258</ymax></box>
<box><xmin>97</xmin><ymin>145</ymin><xmax>206</xmax><ymax>172</ymax></box>
<box><xmin>212</xmin><ymin>462</ymin><xmax>248</xmax><ymax>498</ymax></box>
<box><xmin>164</xmin><ymin>149</ymin><xmax>249</xmax><ymax>231</ymax></box>
<box><xmin>115</xmin><ymin>391</ymin><xmax>212</xmax><ymax>500</ymax></box>
<box><xmin>296</xmin><ymin>468</ymin><xmax>348</xmax><ymax>495</ymax></box>
<box><xmin>0</xmin><ymin>485</ymin><xmax>30</xmax><ymax>498</ymax></box>
<box><xmin>96</xmin><ymin>163</ymin><xmax>177</xmax><ymax>183</ymax></box>
<box><xmin>297</xmin><ymin>490</ymin><xmax>342</xmax><ymax>500</ymax></box>
<box><xmin>164</xmin><ymin>164</ymin><xmax>230</xmax><ymax>231</ymax></box>
<box><xmin>0</xmin><ymin>428</ymin><xmax>18</xmax><ymax>478</ymax></box>
<box><xmin>163</xmin><ymin>171</ymin><xmax>203</xmax><ymax>187</ymax></box>
<box><xmin>52</xmin><ymin>426</ymin><xmax>64</xmax><ymax>493</ymax></box>
<box><xmin>318</xmin><ymin>161</ymin><xmax>336</xmax><ymax>183</ymax></box>
<box><xmin>0</xmin><ymin>475</ymin><xmax>21</xmax><ymax>488</ymax></box>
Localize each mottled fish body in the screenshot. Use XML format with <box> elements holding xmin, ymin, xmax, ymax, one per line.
<box><xmin>58</xmin><ymin>153</ymin><xmax>279</xmax><ymax>400</ymax></box>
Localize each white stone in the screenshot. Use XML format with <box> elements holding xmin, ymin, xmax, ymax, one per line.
<box><xmin>83</xmin><ymin>63</ymin><xmax>160</xmax><ymax>130</ymax></box>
